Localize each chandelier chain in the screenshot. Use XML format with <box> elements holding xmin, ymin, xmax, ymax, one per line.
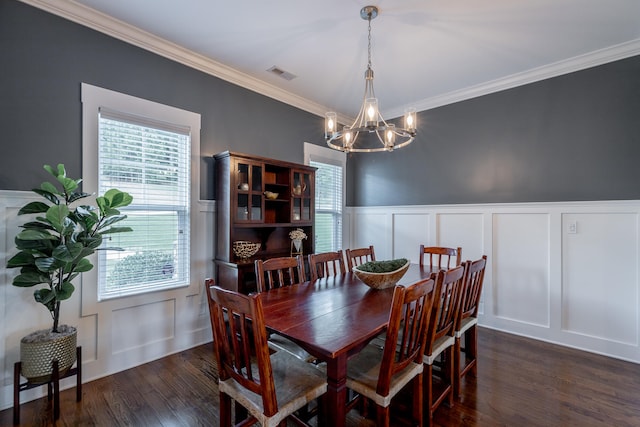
<box><xmin>367</xmin><ymin>16</ymin><xmax>372</xmax><ymax>70</ymax></box>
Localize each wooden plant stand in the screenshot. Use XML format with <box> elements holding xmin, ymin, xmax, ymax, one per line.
<box><xmin>13</xmin><ymin>346</ymin><xmax>82</xmax><ymax>425</ymax></box>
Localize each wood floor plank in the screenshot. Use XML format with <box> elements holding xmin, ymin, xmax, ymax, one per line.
<box><xmin>2</xmin><ymin>328</ymin><xmax>640</xmax><ymax>426</ymax></box>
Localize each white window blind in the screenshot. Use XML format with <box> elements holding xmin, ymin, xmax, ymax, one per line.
<box><xmin>310</xmin><ymin>159</ymin><xmax>343</xmax><ymax>252</ymax></box>
<box><xmin>97</xmin><ymin>108</ymin><xmax>191</xmax><ymax>299</ymax></box>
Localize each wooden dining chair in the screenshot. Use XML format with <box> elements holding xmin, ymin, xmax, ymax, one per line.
<box><xmin>255</xmin><ymin>255</ymin><xmax>306</xmax><ymax>292</ymax></box>
<box><xmin>453</xmin><ymin>256</ymin><xmax>487</xmax><ymax>398</ymax></box>
<box><xmin>254</xmin><ymin>256</ymin><xmax>316</xmax><ymax>363</ymax></box>
<box><xmin>308</xmin><ymin>250</ymin><xmax>346</xmax><ymax>281</ymax></box>
<box><xmin>346</xmin><ymin>245</ymin><xmax>376</xmax><ymax>272</ymax></box>
<box><xmin>205</xmin><ymin>280</ymin><xmax>327</xmax><ymax>427</ymax></box>
<box><xmin>423</xmin><ymin>264</ymin><xmax>465</xmax><ymax>421</ymax></box>
<box><xmin>419</xmin><ymin>245</ymin><xmax>462</xmax><ymax>269</ymax></box>
<box><xmin>344</xmin><ymin>278</ymin><xmax>435</xmax><ymax>427</ymax></box>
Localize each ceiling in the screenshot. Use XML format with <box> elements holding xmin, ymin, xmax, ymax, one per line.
<box><xmin>26</xmin><ymin>0</ymin><xmax>640</xmax><ymax>122</ymax></box>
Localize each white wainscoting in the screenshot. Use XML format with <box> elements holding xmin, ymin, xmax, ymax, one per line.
<box><xmin>0</xmin><ymin>190</ymin><xmax>215</xmax><ymax>410</ymax></box>
<box><xmin>346</xmin><ymin>201</ymin><xmax>640</xmax><ymax>364</ymax></box>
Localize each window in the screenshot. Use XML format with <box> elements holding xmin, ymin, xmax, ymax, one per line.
<box><xmin>82</xmin><ymin>83</ymin><xmax>200</xmax><ymax>300</ymax></box>
<box><xmin>304</xmin><ymin>143</ymin><xmax>346</xmax><ymax>252</ymax></box>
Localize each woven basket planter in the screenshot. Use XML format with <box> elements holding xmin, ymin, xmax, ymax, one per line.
<box><xmin>20</xmin><ymin>325</ymin><xmax>77</xmax><ymax>384</ymax></box>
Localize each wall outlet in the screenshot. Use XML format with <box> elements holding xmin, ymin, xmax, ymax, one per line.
<box><xmin>568</xmin><ymin>220</ymin><xmax>577</xmax><ymax>234</ymax></box>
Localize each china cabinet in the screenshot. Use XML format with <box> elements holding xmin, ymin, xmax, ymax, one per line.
<box><xmin>214</xmin><ymin>151</ymin><xmax>315</xmax><ymax>293</ymax></box>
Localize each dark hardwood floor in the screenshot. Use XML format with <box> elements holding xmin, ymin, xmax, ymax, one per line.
<box><xmin>3</xmin><ymin>327</ymin><xmax>640</xmax><ymax>426</ymax></box>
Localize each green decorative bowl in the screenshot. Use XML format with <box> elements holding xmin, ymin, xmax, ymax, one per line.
<box><xmin>353</xmin><ymin>259</ymin><xmax>410</xmax><ymax>290</ymax></box>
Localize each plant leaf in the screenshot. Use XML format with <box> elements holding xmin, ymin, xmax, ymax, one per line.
<box><xmin>68</xmin><ymin>191</ymin><xmax>91</xmax><ymax>204</ymax></box>
<box><xmin>34</xmin><ymin>288</ymin><xmax>55</xmax><ymax>305</ymax></box>
<box><xmin>100</xmin><ymin>226</ymin><xmax>133</xmax><ymax>235</ymax></box>
<box><xmin>40</xmin><ymin>181</ymin><xmax>60</xmax><ymax>196</ymax></box>
<box><xmin>6</xmin><ymin>251</ymin><xmax>35</xmax><ymax>268</ymax></box>
<box><xmin>32</xmin><ymin>188</ymin><xmax>60</xmax><ymax>205</ymax></box>
<box><xmin>34</xmin><ymin>256</ymin><xmax>64</xmax><ymax>272</ymax></box>
<box><xmin>18</xmin><ymin>201</ymin><xmax>50</xmax><ymax>215</ymax></box>
<box><xmin>14</xmin><ymin>236</ymin><xmax>55</xmax><ymax>252</ymax></box>
<box><xmin>45</xmin><ymin>204</ymin><xmax>70</xmax><ymax>232</ymax></box>
<box><xmin>53</xmin><ymin>242</ymin><xmax>83</xmax><ymax>262</ymax></box>
<box><xmin>43</xmin><ymin>164</ymin><xmax>57</xmax><ymax>176</ymax></box>
<box><xmin>20</xmin><ymin>220</ymin><xmax>55</xmax><ymax>231</ymax></box>
<box><xmin>58</xmin><ymin>175</ymin><xmax>79</xmax><ymax>194</ymax></box>
<box><xmin>57</xmin><ymin>282</ymin><xmax>75</xmax><ymax>300</ymax></box>
<box><xmin>73</xmin><ymin>258</ymin><xmax>93</xmax><ymax>272</ymax></box>
<box><xmin>12</xmin><ymin>271</ymin><xmax>49</xmax><ymax>287</ymax></box>
<box><xmin>78</xmin><ymin>235</ymin><xmax>103</xmax><ymax>250</ymax></box>
<box><xmin>104</xmin><ymin>189</ymin><xmax>133</xmax><ymax>208</ymax></box>
<box><xmin>16</xmin><ymin>229</ymin><xmax>56</xmax><ymax>240</ymax></box>
<box><xmin>97</xmin><ymin>214</ymin><xmax>128</xmax><ymax>229</ymax></box>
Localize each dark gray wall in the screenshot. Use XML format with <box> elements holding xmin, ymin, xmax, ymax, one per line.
<box><xmin>2</xmin><ymin>1</ymin><xmax>639</xmax><ymax>207</ymax></box>
<box><xmin>348</xmin><ymin>55</ymin><xmax>640</xmax><ymax>206</ymax></box>
<box><xmin>0</xmin><ymin>0</ymin><xmax>326</xmax><ymax>199</ymax></box>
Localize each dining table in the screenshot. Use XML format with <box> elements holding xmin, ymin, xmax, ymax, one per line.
<box><xmin>260</xmin><ymin>263</ymin><xmax>439</xmax><ymax>427</ymax></box>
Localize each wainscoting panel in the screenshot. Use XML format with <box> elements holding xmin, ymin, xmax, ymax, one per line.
<box><xmin>111</xmin><ymin>299</ymin><xmax>176</xmax><ymax>353</ymax></box>
<box><xmin>438</xmin><ymin>213</ymin><xmax>486</xmax><ymax>314</ymax></box>
<box><xmin>352</xmin><ymin>211</ymin><xmax>390</xmax><ymax>259</ymax></box>
<box><xmin>493</xmin><ymin>213</ymin><xmax>550</xmax><ymax>327</ymax></box>
<box><xmin>561</xmin><ymin>212</ymin><xmax>638</xmax><ymax>345</ymax></box>
<box><xmin>437</xmin><ymin>213</ymin><xmax>485</xmax><ymax>262</ymax></box>
<box><xmin>346</xmin><ymin>201</ymin><xmax>640</xmax><ymax>364</ymax></box>
<box><xmin>392</xmin><ymin>213</ymin><xmax>430</xmax><ymax>262</ymax></box>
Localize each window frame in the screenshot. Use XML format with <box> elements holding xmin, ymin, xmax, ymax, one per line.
<box><xmin>81</xmin><ymin>83</ymin><xmax>201</xmax><ymax>300</ymax></box>
<box><xmin>304</xmin><ymin>142</ymin><xmax>346</xmax><ymax>251</ymax></box>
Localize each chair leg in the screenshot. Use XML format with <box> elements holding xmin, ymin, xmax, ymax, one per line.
<box><xmin>445</xmin><ymin>346</ymin><xmax>454</xmax><ymax>408</ymax></box>
<box><xmin>454</xmin><ymin>335</ymin><xmax>462</xmax><ymax>398</ymax></box>
<box><xmin>467</xmin><ymin>326</ymin><xmax>478</xmax><ymax>376</ymax></box>
<box><xmin>219</xmin><ymin>392</ymin><xmax>232</xmax><ymax>427</ymax></box>
<box><xmin>317</xmin><ymin>392</ymin><xmax>327</xmax><ymax>426</ymax></box>
<box><xmin>457</xmin><ymin>326</ymin><xmax>479</xmax><ymax>399</ymax></box>
<box><xmin>375</xmin><ymin>404</ymin><xmax>390</xmax><ymax>427</ymax></box>
<box><xmin>413</xmin><ymin>373</ymin><xmax>424</xmax><ymax>427</ymax></box>
<box><xmin>424</xmin><ymin>363</ymin><xmax>433</xmax><ymax>421</ymax></box>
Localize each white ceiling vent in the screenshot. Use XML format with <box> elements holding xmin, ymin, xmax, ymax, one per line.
<box><xmin>267</xmin><ymin>66</ymin><xmax>297</xmax><ymax>81</ymax></box>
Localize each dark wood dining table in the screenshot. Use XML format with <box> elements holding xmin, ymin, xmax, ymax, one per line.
<box><xmin>260</xmin><ymin>263</ymin><xmax>439</xmax><ymax>427</ymax></box>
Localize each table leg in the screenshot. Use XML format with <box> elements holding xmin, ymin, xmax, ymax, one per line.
<box><xmin>325</xmin><ymin>355</ymin><xmax>348</xmax><ymax>427</ymax></box>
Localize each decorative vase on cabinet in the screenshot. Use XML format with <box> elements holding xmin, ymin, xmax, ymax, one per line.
<box><xmin>214</xmin><ymin>151</ymin><xmax>316</xmax><ymax>294</ymax></box>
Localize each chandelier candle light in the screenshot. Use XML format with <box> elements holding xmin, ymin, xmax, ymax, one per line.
<box><xmin>325</xmin><ymin>5</ymin><xmax>417</xmax><ymax>153</ymax></box>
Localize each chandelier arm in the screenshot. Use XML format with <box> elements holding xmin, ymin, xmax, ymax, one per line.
<box><xmin>390</xmin><ymin>137</ymin><xmax>414</xmax><ymax>150</ymax></box>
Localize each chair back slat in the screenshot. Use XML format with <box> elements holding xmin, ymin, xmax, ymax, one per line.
<box><xmin>377</xmin><ymin>278</ymin><xmax>435</xmax><ymax>396</ymax></box>
<box><xmin>420</xmin><ymin>245</ymin><xmax>462</xmax><ymax>269</ymax></box>
<box><xmin>346</xmin><ymin>245</ymin><xmax>376</xmax><ymax>271</ymax></box>
<box><xmin>255</xmin><ymin>255</ymin><xmax>306</xmax><ymax>292</ymax></box>
<box><xmin>426</xmin><ymin>265</ymin><xmax>465</xmax><ymax>355</ymax></box>
<box><xmin>308</xmin><ymin>250</ymin><xmax>346</xmax><ymax>281</ymax></box>
<box><xmin>205</xmin><ymin>279</ymin><xmax>279</xmax><ymax>416</ymax></box>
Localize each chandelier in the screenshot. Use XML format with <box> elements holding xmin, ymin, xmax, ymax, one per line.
<box><xmin>325</xmin><ymin>6</ymin><xmax>417</xmax><ymax>153</ymax></box>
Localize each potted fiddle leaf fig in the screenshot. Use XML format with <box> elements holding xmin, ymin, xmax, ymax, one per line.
<box><xmin>6</xmin><ymin>164</ymin><xmax>133</xmax><ymax>382</ymax></box>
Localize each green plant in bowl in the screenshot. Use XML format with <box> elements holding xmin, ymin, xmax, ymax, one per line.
<box><xmin>353</xmin><ymin>258</ymin><xmax>410</xmax><ymax>289</ymax></box>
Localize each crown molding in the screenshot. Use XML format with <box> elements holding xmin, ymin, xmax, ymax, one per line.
<box><xmin>19</xmin><ymin>0</ymin><xmax>337</xmax><ymax>119</ymax></box>
<box><xmin>20</xmin><ymin>0</ymin><xmax>640</xmax><ymax>122</ymax></box>
<box><xmin>386</xmin><ymin>38</ymin><xmax>640</xmax><ymax>118</ymax></box>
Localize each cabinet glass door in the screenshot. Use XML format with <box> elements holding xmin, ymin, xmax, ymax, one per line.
<box><xmin>235</xmin><ymin>161</ymin><xmax>263</xmax><ymax>222</ymax></box>
<box><xmin>291</xmin><ymin>170</ymin><xmax>312</xmax><ymax>222</ymax></box>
